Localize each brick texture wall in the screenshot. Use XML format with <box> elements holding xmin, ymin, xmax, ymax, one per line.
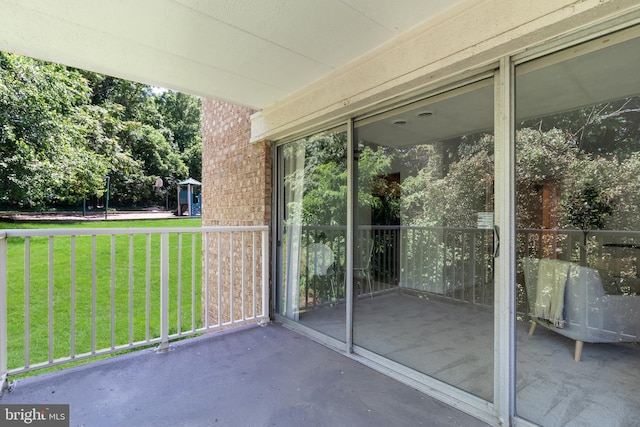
<box><xmin>201</xmin><ymin>99</ymin><xmax>271</xmax><ymax>227</ymax></box>
<box><xmin>201</xmin><ymin>99</ymin><xmax>271</xmax><ymax>324</ymax></box>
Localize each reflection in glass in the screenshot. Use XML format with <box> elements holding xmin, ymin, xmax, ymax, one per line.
<box><xmin>515</xmin><ymin>32</ymin><xmax>640</xmax><ymax>427</ymax></box>
<box><xmin>353</xmin><ymin>80</ymin><xmax>495</xmax><ymax>400</ymax></box>
<box><xmin>276</xmin><ymin>128</ymin><xmax>347</xmax><ymax>341</ymax></box>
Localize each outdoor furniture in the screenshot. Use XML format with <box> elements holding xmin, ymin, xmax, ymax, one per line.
<box><xmin>306</xmin><ymin>243</ymin><xmax>337</xmax><ymax>302</ymax></box>
<box><xmin>354</xmin><ymin>236</ymin><xmax>374</xmax><ymax>298</ymax></box>
<box><xmin>523</xmin><ymin>257</ymin><xmax>640</xmax><ymax>361</ymax></box>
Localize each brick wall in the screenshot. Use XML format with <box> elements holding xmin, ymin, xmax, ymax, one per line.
<box><xmin>201</xmin><ymin>99</ymin><xmax>271</xmax><ymax>324</ymax></box>
<box><xmin>201</xmin><ymin>99</ymin><xmax>271</xmax><ymax>226</ymax></box>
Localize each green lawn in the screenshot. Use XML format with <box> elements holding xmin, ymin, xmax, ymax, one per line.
<box><xmin>2</xmin><ymin>219</ymin><xmax>202</xmax><ymax>373</ymax></box>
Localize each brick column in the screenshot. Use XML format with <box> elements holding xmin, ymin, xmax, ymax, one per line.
<box><xmin>201</xmin><ymin>99</ymin><xmax>271</xmax><ymax>325</ymax></box>
<box><xmin>201</xmin><ymin>100</ymin><xmax>270</xmax><ymax>227</ymax></box>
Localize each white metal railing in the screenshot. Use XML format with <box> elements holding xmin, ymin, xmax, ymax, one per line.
<box><xmin>0</xmin><ymin>226</ymin><xmax>269</xmax><ymax>392</ymax></box>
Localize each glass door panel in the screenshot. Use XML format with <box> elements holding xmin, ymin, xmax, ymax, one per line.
<box><xmin>515</xmin><ymin>28</ymin><xmax>640</xmax><ymax>426</ymax></box>
<box><xmin>276</xmin><ymin>127</ymin><xmax>347</xmax><ymax>341</ymax></box>
<box><xmin>353</xmin><ymin>80</ymin><xmax>495</xmax><ymax>400</ymax></box>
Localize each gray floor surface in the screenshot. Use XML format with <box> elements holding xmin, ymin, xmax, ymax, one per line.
<box><xmin>1</xmin><ymin>322</ymin><xmax>489</xmax><ymax>427</ymax></box>
<box><xmin>300</xmin><ymin>292</ymin><xmax>640</xmax><ymax>427</ymax></box>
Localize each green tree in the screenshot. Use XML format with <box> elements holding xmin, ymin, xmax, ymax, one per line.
<box><xmin>181</xmin><ymin>142</ymin><xmax>202</xmax><ymax>182</ymax></box>
<box><xmin>515</xmin><ymin>128</ymin><xmax>580</xmax><ymax>228</ymax></box>
<box><xmin>156</xmin><ymin>91</ymin><xmax>202</xmax><ymax>180</ymax></box>
<box><xmin>0</xmin><ymin>52</ymin><xmax>111</xmax><ymax>208</ymax></box>
<box><xmin>357</xmin><ymin>144</ymin><xmax>399</xmax><ymax>225</ymax></box>
<box><xmin>398</xmin><ymin>125</ymin><xmax>640</xmax><ymax>232</ymax></box>
<box><xmin>293</xmin><ymin>132</ymin><xmax>347</xmax><ymax>226</ymax></box>
<box><xmin>156</xmin><ymin>91</ymin><xmax>202</xmax><ymax>151</ymax></box>
<box><xmin>81</xmin><ymin>73</ymin><xmax>160</xmax><ymax>124</ymax></box>
<box><xmin>401</xmin><ymin>135</ymin><xmax>494</xmax><ymax>227</ymax></box>
<box><xmin>1</xmin><ymin>53</ymin><xmax>202</xmax><ymax>210</ymax></box>
<box><xmin>521</xmin><ymin>97</ymin><xmax>640</xmax><ymax>159</ymax></box>
<box><xmin>83</xmin><ymin>75</ymin><xmax>202</xmax><ymax>195</ymax></box>
<box><xmin>113</xmin><ymin>123</ymin><xmax>188</xmax><ymax>206</ymax></box>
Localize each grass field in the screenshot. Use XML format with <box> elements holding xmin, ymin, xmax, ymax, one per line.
<box><xmin>1</xmin><ymin>218</ymin><xmax>202</xmax><ymax>373</ymax></box>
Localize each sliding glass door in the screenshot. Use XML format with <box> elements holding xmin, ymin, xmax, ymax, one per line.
<box><xmin>352</xmin><ymin>80</ymin><xmax>496</xmax><ymax>400</ymax></box>
<box><xmin>273</xmin><ymin>23</ymin><xmax>640</xmax><ymax>425</ymax></box>
<box><xmin>515</xmin><ymin>28</ymin><xmax>640</xmax><ymax>426</ymax></box>
<box><xmin>275</xmin><ymin>126</ymin><xmax>348</xmax><ymax>342</ymax></box>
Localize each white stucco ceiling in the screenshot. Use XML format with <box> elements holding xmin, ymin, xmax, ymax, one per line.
<box><xmin>0</xmin><ymin>0</ymin><xmax>467</xmax><ymax>109</ymax></box>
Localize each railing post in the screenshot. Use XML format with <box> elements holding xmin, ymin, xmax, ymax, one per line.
<box><xmin>0</xmin><ymin>232</ymin><xmax>9</xmax><ymax>394</ymax></box>
<box><xmin>260</xmin><ymin>228</ymin><xmax>269</xmax><ymax>325</ymax></box>
<box><xmin>157</xmin><ymin>233</ymin><xmax>171</xmax><ymax>352</ymax></box>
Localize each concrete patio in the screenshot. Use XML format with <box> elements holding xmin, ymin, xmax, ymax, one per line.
<box><xmin>1</xmin><ymin>322</ymin><xmax>488</xmax><ymax>427</ymax></box>
<box><xmin>299</xmin><ymin>292</ymin><xmax>640</xmax><ymax>427</ymax></box>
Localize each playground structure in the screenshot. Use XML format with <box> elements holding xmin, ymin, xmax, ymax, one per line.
<box><xmin>177</xmin><ymin>178</ymin><xmax>202</xmax><ymax>217</ymax></box>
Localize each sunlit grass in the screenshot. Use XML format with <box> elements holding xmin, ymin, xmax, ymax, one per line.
<box><xmin>2</xmin><ymin>219</ymin><xmax>202</xmax><ymax>373</ymax></box>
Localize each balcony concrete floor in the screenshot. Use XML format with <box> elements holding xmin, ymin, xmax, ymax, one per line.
<box><xmin>299</xmin><ymin>292</ymin><xmax>640</xmax><ymax>427</ymax></box>
<box><xmin>1</xmin><ymin>323</ymin><xmax>488</xmax><ymax>427</ymax></box>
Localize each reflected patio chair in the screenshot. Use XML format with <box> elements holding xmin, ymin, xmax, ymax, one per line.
<box><xmin>523</xmin><ymin>256</ymin><xmax>640</xmax><ymax>361</ymax></box>
<box><xmin>306</xmin><ymin>243</ymin><xmax>337</xmax><ymax>303</ymax></box>
<box><xmin>354</xmin><ymin>236</ymin><xmax>374</xmax><ymax>298</ymax></box>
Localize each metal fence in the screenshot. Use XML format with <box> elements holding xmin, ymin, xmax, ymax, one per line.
<box><xmin>516</xmin><ymin>228</ymin><xmax>640</xmax><ymax>313</ymax></box>
<box><xmin>0</xmin><ymin>226</ymin><xmax>268</xmax><ymax>386</ymax></box>
<box><xmin>401</xmin><ymin>226</ymin><xmax>495</xmax><ymax>308</ymax></box>
<box><xmin>298</xmin><ymin>225</ymin><xmax>401</xmax><ymax>308</ymax></box>
<box><xmin>300</xmin><ymin>225</ymin><xmax>640</xmax><ymax>313</ymax></box>
<box><xmin>299</xmin><ymin>225</ymin><xmax>493</xmax><ymax>309</ymax></box>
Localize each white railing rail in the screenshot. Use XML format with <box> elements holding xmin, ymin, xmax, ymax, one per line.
<box><xmin>0</xmin><ymin>226</ymin><xmax>269</xmax><ymax>392</ymax></box>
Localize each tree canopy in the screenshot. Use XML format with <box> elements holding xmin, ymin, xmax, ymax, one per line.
<box><xmin>0</xmin><ymin>52</ymin><xmax>201</xmax><ymax>210</ymax></box>
<box><xmin>290</xmin><ymin>96</ymin><xmax>640</xmax><ymax>234</ymax></box>
<box><xmin>399</xmin><ymin>98</ymin><xmax>640</xmax><ymax>231</ymax></box>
